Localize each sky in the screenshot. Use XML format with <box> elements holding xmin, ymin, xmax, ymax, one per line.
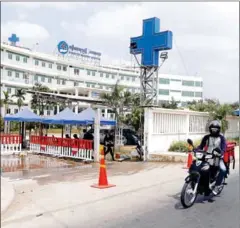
<box><xmin>1</xmin><ymin>2</ymin><xmax>239</xmax><ymax>103</ymax></box>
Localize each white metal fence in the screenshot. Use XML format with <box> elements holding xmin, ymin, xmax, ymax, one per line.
<box><xmin>144</xmin><ymin>108</ymin><xmax>239</xmax><ymax>156</ymax></box>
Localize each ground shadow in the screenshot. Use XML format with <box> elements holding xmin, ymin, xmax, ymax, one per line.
<box><xmin>168</xmin><ymin>192</ymin><xmax>216</xmax><ymax>210</ymax></box>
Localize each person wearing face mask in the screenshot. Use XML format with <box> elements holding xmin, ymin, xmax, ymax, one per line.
<box><xmin>197</xmin><ymin>120</ymin><xmax>227</xmax><ymax>196</ymax></box>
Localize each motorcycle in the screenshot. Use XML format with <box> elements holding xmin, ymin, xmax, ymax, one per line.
<box><xmin>180</xmin><ymin>139</ymin><xmax>226</xmax><ymax>208</ymax></box>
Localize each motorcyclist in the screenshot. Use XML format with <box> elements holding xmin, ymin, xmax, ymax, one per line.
<box><xmin>197</xmin><ymin>120</ymin><xmax>227</xmax><ymax>196</ymax></box>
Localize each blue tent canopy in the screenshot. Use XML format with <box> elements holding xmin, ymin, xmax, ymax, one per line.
<box><xmin>77</xmin><ymin>107</ymin><xmax>116</xmax><ymax>126</ymax></box>
<box><xmin>233</xmin><ymin>109</ymin><xmax>240</xmax><ymax>116</ymax></box>
<box><xmin>41</xmin><ymin>107</ymin><xmax>85</xmax><ymax>125</ymax></box>
<box><xmin>4</xmin><ymin>107</ymin><xmax>42</xmax><ymax>122</ymax></box>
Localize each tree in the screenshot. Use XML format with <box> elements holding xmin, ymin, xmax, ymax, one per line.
<box><xmin>100</xmin><ymin>82</ymin><xmax>133</xmax><ymax>123</ymax></box>
<box><xmin>187</xmin><ymin>99</ymin><xmax>234</xmax><ymax>134</ymax></box>
<box><xmin>1</xmin><ymin>91</ymin><xmax>13</xmax><ymax>116</ymax></box>
<box><xmin>30</xmin><ymin>83</ymin><xmax>56</xmax><ymax>115</ymax></box>
<box><xmin>12</xmin><ymin>88</ymin><xmax>26</xmax><ymax>111</ymax></box>
<box><xmin>209</xmin><ymin>104</ymin><xmax>232</xmax><ymax>134</ymax></box>
<box><xmin>161</xmin><ymin>97</ymin><xmax>179</xmax><ymax>109</ymax></box>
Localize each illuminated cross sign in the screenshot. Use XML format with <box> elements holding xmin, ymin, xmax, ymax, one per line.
<box><xmin>8</xmin><ymin>34</ymin><xmax>20</xmax><ymax>46</ymax></box>
<box><xmin>130</xmin><ymin>17</ymin><xmax>173</xmax><ymax>66</ymax></box>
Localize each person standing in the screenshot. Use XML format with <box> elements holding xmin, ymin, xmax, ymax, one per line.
<box><xmin>103</xmin><ymin>130</ymin><xmax>115</xmax><ymax>161</ymax></box>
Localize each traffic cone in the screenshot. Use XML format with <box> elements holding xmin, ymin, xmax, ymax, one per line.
<box><xmin>183</xmin><ymin>152</ymin><xmax>193</xmax><ymax>169</ymax></box>
<box><xmin>91</xmin><ymin>145</ymin><xmax>116</xmax><ymax>189</ymax></box>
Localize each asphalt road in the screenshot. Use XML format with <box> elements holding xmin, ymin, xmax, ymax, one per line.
<box><xmin>104</xmin><ymin>173</ymin><xmax>239</xmax><ymax>228</ymax></box>
<box><xmin>2</xmin><ymin>160</ymin><xmax>239</xmax><ymax>228</ymax></box>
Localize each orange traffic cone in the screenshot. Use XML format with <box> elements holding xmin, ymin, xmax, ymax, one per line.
<box><xmin>91</xmin><ymin>145</ymin><xmax>116</xmax><ymax>189</ymax></box>
<box><xmin>183</xmin><ymin>152</ymin><xmax>193</xmax><ymax>169</ymax></box>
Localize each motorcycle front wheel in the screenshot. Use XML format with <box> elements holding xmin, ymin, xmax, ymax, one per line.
<box><xmin>180</xmin><ymin>181</ymin><xmax>198</xmax><ymax>208</ymax></box>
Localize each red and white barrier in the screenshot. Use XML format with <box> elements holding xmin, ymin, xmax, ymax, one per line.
<box><xmin>30</xmin><ymin>136</ymin><xmax>93</xmax><ymax>161</ymax></box>
<box><xmin>0</xmin><ymin>134</ymin><xmax>22</xmax><ymax>155</ymax></box>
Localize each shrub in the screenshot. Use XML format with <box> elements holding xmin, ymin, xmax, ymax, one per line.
<box><xmin>168</xmin><ymin>139</ymin><xmax>202</xmax><ymax>152</ymax></box>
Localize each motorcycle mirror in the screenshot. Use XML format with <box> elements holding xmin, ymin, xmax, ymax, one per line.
<box><xmin>187</xmin><ymin>139</ymin><xmax>193</xmax><ymax>146</ymax></box>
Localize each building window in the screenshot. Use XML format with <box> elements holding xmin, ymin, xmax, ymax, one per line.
<box><xmin>182</xmin><ymin>91</ymin><xmax>195</xmax><ymax>97</ymax></box>
<box><xmin>74</xmin><ymin>69</ymin><xmax>79</xmax><ymax>75</ymax></box>
<box><xmin>159</xmin><ymin>78</ymin><xmax>170</xmax><ymax>84</ymax></box>
<box><xmin>91</xmin><ymin>84</ymin><xmax>95</xmax><ymax>88</ymax></box>
<box><xmin>92</xmin><ymin>71</ymin><xmax>95</xmax><ymax>76</ymax></box>
<box><xmin>132</xmin><ymin>88</ymin><xmax>135</xmax><ymax>93</ymax></box>
<box><xmin>87</xmin><ymin>83</ymin><xmax>90</xmax><ymax>87</ymax></box>
<box><xmin>42</xmin><ymin>62</ymin><xmax>46</xmax><ymax>67</ymax></box>
<box><xmin>121</xmin><ymin>76</ymin><xmax>124</xmax><ymax>80</ymax></box>
<box><xmin>47</xmin><ymin>110</ymin><xmax>51</xmax><ymax>115</ymax></box>
<box><xmin>63</xmin><ymin>66</ymin><xmax>67</xmax><ymax>71</ymax></box>
<box><xmin>14</xmin><ymin>109</ymin><xmax>18</xmax><ymax>114</ymax></box>
<box><xmin>195</xmin><ymin>92</ymin><xmax>202</xmax><ymax>97</ymax></box>
<box><xmin>8</xmin><ymin>71</ymin><xmax>12</xmax><ymax>77</ymax></box>
<box><xmin>57</xmin><ymin>79</ymin><xmax>60</xmax><ymax>84</ymax></box>
<box><xmin>106</xmin><ymin>74</ymin><xmax>109</xmax><ymax>78</ymax></box>
<box><xmin>132</xmin><ymin>77</ymin><xmax>135</xmax><ymax>82</ymax></box>
<box><xmin>74</xmin><ymin>81</ymin><xmax>79</xmax><ymax>86</ymax></box>
<box><xmin>15</xmin><ymin>72</ymin><xmax>19</xmax><ymax>78</ymax></box>
<box><xmin>112</xmin><ymin>75</ymin><xmax>115</xmax><ymax>79</ymax></box>
<box><xmin>49</xmin><ymin>63</ymin><xmax>52</xmax><ymax>68</ymax></box>
<box><xmin>48</xmin><ymin>77</ymin><xmax>52</xmax><ymax>83</ymax></box>
<box><xmin>100</xmin><ymin>72</ymin><xmax>103</xmax><ymax>77</ymax></box>
<box><xmin>8</xmin><ymin>53</ymin><xmax>12</xmax><ymax>59</ymax></box>
<box><xmin>87</xmin><ymin>71</ymin><xmax>91</xmax><ymax>75</ymax></box>
<box><xmin>170</xmin><ymin>79</ymin><xmax>181</xmax><ymax>82</ymax></box>
<box><xmin>35</xmin><ymin>60</ymin><xmax>39</xmax><ymax>65</ymax></box>
<box><xmin>127</xmin><ymin>77</ymin><xmax>130</xmax><ymax>81</ymax></box>
<box><xmin>99</xmin><ymin>85</ymin><xmax>103</xmax><ymax>89</ymax></box>
<box><xmin>16</xmin><ymin>55</ymin><xmax>20</xmax><ymax>61</ymax></box>
<box><xmin>159</xmin><ymin>89</ymin><xmax>169</xmax><ymax>95</ymax></box>
<box><xmin>62</xmin><ymin>80</ymin><xmax>66</xmax><ymax>85</ymax></box>
<box><xmin>7</xmin><ymin>88</ymin><xmax>11</xmax><ymax>94</ymax></box>
<box><xmin>57</xmin><ymin>65</ymin><xmax>61</xmax><ymax>70</ymax></box>
<box><xmin>23</xmin><ymin>57</ymin><xmax>27</xmax><ymax>63</ymax></box>
<box><xmin>182</xmin><ymin>80</ymin><xmax>194</xmax><ymax>86</ymax></box>
<box><xmin>41</xmin><ymin>76</ymin><xmax>45</xmax><ymax>82</ymax></box>
<box><xmin>7</xmin><ymin>108</ymin><xmax>11</xmax><ymax>114</ymax></box>
<box><xmin>34</xmin><ymin>75</ymin><xmax>38</xmax><ymax>81</ymax></box>
<box><xmin>195</xmin><ymin>81</ymin><xmax>202</xmax><ymax>87</ymax></box>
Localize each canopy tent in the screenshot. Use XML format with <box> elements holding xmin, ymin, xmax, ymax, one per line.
<box><xmin>41</xmin><ymin>107</ymin><xmax>85</xmax><ymax>125</ymax></box>
<box><xmin>77</xmin><ymin>107</ymin><xmax>116</xmax><ymax>126</ymax></box>
<box><xmin>233</xmin><ymin>109</ymin><xmax>240</xmax><ymax>116</ymax></box>
<box><xmin>4</xmin><ymin>107</ymin><xmax>42</xmax><ymax>122</ymax></box>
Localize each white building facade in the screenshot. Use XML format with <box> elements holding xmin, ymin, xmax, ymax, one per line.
<box><xmin>1</xmin><ymin>40</ymin><xmax>203</xmax><ymax>118</ymax></box>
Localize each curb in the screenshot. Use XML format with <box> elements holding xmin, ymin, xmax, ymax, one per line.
<box><xmin>1</xmin><ymin>177</ymin><xmax>16</xmax><ymax>215</ymax></box>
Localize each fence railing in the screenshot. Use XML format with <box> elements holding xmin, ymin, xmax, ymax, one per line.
<box><xmin>0</xmin><ymin>134</ymin><xmax>22</xmax><ymax>154</ymax></box>
<box><xmin>30</xmin><ymin>136</ymin><xmax>94</xmax><ymax>161</ymax></box>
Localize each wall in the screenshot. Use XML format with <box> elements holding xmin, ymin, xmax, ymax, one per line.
<box><xmin>144</xmin><ymin>108</ymin><xmax>239</xmax><ymax>156</ymax></box>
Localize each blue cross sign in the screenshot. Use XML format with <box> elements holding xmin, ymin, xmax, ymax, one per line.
<box><xmin>130</xmin><ymin>17</ymin><xmax>173</xmax><ymax>66</ymax></box>
<box><xmin>8</xmin><ymin>34</ymin><xmax>20</xmax><ymax>45</ymax></box>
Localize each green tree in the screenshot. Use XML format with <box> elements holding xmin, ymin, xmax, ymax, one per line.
<box><xmin>12</xmin><ymin>88</ymin><xmax>26</xmax><ymax>111</ymax></box>
<box><xmin>161</xmin><ymin>97</ymin><xmax>179</xmax><ymax>109</ymax></box>
<box><xmin>1</xmin><ymin>91</ymin><xmax>13</xmax><ymax>116</ymax></box>
<box><xmin>209</xmin><ymin>104</ymin><xmax>232</xmax><ymax>134</ymax></box>
<box><xmin>31</xmin><ymin>83</ymin><xmax>57</xmax><ymax>115</ymax></box>
<box><xmin>100</xmin><ymin>82</ymin><xmax>133</xmax><ymax>123</ymax></box>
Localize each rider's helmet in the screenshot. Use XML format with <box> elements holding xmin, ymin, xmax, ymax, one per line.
<box><xmin>209</xmin><ymin>120</ymin><xmax>221</xmax><ymax>137</ymax></box>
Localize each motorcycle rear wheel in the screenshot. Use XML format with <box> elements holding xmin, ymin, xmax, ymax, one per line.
<box><xmin>180</xmin><ymin>181</ymin><xmax>198</xmax><ymax>208</ymax></box>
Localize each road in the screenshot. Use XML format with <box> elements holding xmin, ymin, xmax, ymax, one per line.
<box><xmin>1</xmin><ymin>156</ymin><xmax>239</xmax><ymax>228</ymax></box>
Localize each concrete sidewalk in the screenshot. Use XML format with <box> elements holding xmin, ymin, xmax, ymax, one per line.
<box><xmin>1</xmin><ymin>177</ymin><xmax>15</xmax><ymax>215</ymax></box>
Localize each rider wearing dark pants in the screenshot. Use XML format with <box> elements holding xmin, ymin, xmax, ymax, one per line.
<box><xmin>197</xmin><ymin>120</ymin><xmax>227</xmax><ymax>196</ymax></box>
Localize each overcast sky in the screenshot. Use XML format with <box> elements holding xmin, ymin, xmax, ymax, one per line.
<box><xmin>1</xmin><ymin>2</ymin><xmax>239</xmax><ymax>103</ymax></box>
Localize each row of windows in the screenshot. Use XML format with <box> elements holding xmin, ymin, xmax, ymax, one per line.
<box><xmin>8</xmin><ymin>53</ymin><xmax>28</xmax><ymax>63</ymax></box>
<box><xmin>159</xmin><ymin>89</ymin><xmax>202</xmax><ymax>97</ymax></box>
<box><xmin>159</xmin><ymin>78</ymin><xmax>202</xmax><ymax>87</ymax></box>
